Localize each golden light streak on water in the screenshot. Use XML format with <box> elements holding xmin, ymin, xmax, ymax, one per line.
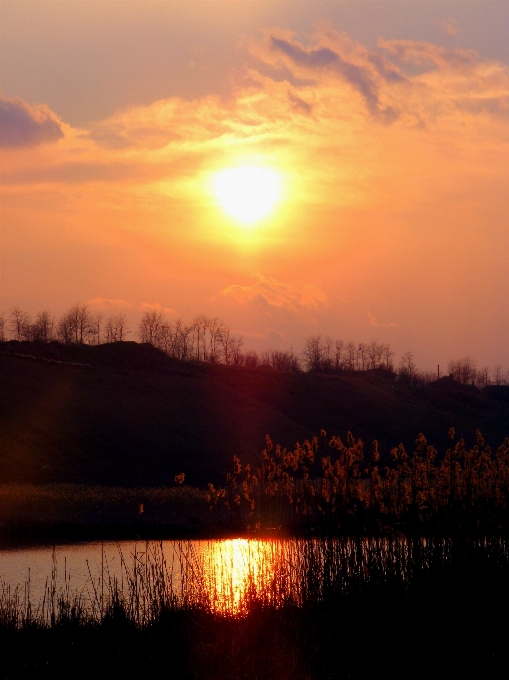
<box><xmin>5</xmin><ymin>537</ymin><xmax>500</xmax><ymax>620</ymax></box>
<box><xmin>197</xmin><ymin>539</ymin><xmax>289</xmax><ymax>615</ymax></box>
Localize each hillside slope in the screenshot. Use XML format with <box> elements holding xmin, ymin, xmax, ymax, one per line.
<box><xmin>1</xmin><ymin>341</ymin><xmax>508</xmax><ymax>487</ymax></box>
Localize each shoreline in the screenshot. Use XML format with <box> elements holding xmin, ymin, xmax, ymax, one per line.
<box><xmin>1</xmin><ymin>479</ymin><xmax>508</xmax><ymax>549</ymax></box>
<box><xmin>2</xmin><ymin>522</ymin><xmax>508</xmax><ymax>551</ymax></box>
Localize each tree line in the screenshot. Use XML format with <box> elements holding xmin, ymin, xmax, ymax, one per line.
<box><xmin>1</xmin><ymin>304</ymin><xmax>130</xmax><ymax>345</ymax></box>
<box><xmin>138</xmin><ymin>309</ymin><xmax>301</xmax><ymax>369</ymax></box>
<box><xmin>1</xmin><ymin>304</ymin><xmax>507</xmax><ymax>384</ymax></box>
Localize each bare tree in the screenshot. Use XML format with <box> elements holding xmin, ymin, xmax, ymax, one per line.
<box><xmin>271</xmin><ymin>349</ymin><xmax>300</xmax><ymax>371</ymax></box>
<box><xmin>190</xmin><ymin>315</ymin><xmax>209</xmax><ymax>361</ymax></box>
<box><xmin>90</xmin><ymin>313</ymin><xmax>103</xmax><ymax>345</ymax></box>
<box><xmin>321</xmin><ymin>336</ymin><xmax>334</xmax><ymax>371</ymax></box>
<box><xmin>334</xmin><ymin>340</ymin><xmax>344</xmax><ymax>371</ymax></box>
<box><xmin>57</xmin><ymin>303</ymin><xmax>93</xmax><ymax>344</ymax></box>
<box><xmin>243</xmin><ymin>350</ymin><xmax>259</xmax><ymax>368</ymax></box>
<box><xmin>139</xmin><ymin>310</ymin><xmax>164</xmax><ymax>345</ymax></box>
<box><xmin>105</xmin><ymin>313</ymin><xmax>130</xmax><ymax>343</ymax></box>
<box><xmin>206</xmin><ymin>317</ymin><xmax>224</xmax><ymax>363</ymax></box>
<box><xmin>258</xmin><ymin>348</ymin><xmax>300</xmax><ymax>371</ymax></box>
<box><xmin>167</xmin><ymin>319</ymin><xmax>180</xmax><ymax>359</ymax></box>
<box><xmin>9</xmin><ymin>307</ymin><xmax>31</xmax><ymax>341</ymax></box>
<box><xmin>367</xmin><ymin>339</ymin><xmax>391</xmax><ymax>370</ymax></box>
<box><xmin>231</xmin><ymin>336</ymin><xmax>244</xmax><ymax>365</ymax></box>
<box><xmin>75</xmin><ymin>304</ymin><xmax>93</xmax><ymax>344</ymax></box>
<box><xmin>157</xmin><ymin>321</ymin><xmax>172</xmax><ymax>354</ymax></box>
<box><xmin>116</xmin><ymin>314</ymin><xmax>130</xmax><ymax>341</ymax></box>
<box><xmin>32</xmin><ymin>311</ymin><xmax>54</xmax><ymax>341</ymax></box>
<box><xmin>180</xmin><ymin>320</ymin><xmax>194</xmax><ymax>360</ymax></box>
<box><xmin>399</xmin><ymin>351</ymin><xmax>416</xmax><ymax>383</ymax></box>
<box><xmin>57</xmin><ymin>314</ymin><xmax>74</xmax><ymax>344</ymax></box>
<box><xmin>381</xmin><ymin>343</ymin><xmax>395</xmax><ymax>371</ymax></box>
<box><xmin>356</xmin><ymin>342</ymin><xmax>368</xmax><ymax>371</ymax></box>
<box><xmin>303</xmin><ymin>335</ymin><xmax>323</xmax><ymax>371</ymax></box>
<box><xmin>475</xmin><ymin>366</ymin><xmax>490</xmax><ymax>389</ymax></box>
<box><xmin>344</xmin><ymin>342</ymin><xmax>356</xmax><ymax>370</ymax></box>
<box><xmin>448</xmin><ymin>356</ymin><xmax>478</xmax><ymax>385</ymax></box>
<box><xmin>259</xmin><ymin>349</ymin><xmax>272</xmax><ymax>368</ymax></box>
<box><xmin>492</xmin><ymin>364</ymin><xmax>507</xmax><ymax>386</ymax></box>
<box><xmin>413</xmin><ymin>370</ymin><xmax>436</xmax><ymax>385</ymax></box>
<box><xmin>219</xmin><ymin>327</ymin><xmax>234</xmax><ymax>365</ymax></box>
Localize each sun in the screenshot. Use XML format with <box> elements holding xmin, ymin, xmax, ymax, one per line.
<box><xmin>213</xmin><ymin>165</ymin><xmax>281</xmax><ymax>226</ymax></box>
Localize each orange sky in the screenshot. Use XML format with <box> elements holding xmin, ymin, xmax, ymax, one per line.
<box><xmin>1</xmin><ymin>1</ymin><xmax>508</xmax><ymax>370</ymax></box>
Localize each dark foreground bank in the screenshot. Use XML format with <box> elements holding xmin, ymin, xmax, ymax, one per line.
<box><xmin>2</xmin><ymin>341</ymin><xmax>509</xmax><ymax>489</ymax></box>
<box><xmin>1</xmin><ymin>536</ymin><xmax>508</xmax><ymax>679</ymax></box>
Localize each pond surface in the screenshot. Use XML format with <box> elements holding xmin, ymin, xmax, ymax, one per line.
<box><xmin>0</xmin><ymin>539</ymin><xmax>308</xmax><ymax>616</ymax></box>
<box><xmin>1</xmin><ymin>536</ymin><xmax>507</xmax><ymax>618</ymax></box>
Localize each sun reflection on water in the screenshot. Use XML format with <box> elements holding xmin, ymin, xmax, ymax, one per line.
<box><xmin>198</xmin><ymin>539</ymin><xmax>289</xmax><ymax>615</ymax></box>
<box><xmin>5</xmin><ymin>537</ymin><xmax>503</xmax><ymax>624</ymax></box>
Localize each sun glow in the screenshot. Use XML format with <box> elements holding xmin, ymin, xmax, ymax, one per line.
<box><xmin>213</xmin><ymin>166</ymin><xmax>281</xmax><ymax>226</ymax></box>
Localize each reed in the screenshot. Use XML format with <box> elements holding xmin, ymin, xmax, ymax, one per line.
<box><xmin>1</xmin><ymin>536</ymin><xmax>508</xmax><ymax>678</ymax></box>
<box><xmin>212</xmin><ymin>430</ymin><xmax>509</xmax><ymax>533</ymax></box>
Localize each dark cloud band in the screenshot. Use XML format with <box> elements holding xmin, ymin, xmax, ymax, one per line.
<box><xmin>0</xmin><ymin>96</ymin><xmax>64</xmax><ymax>148</ymax></box>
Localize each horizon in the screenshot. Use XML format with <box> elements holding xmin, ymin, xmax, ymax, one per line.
<box><xmin>2</xmin><ymin>301</ymin><xmax>508</xmax><ymax>384</ymax></box>
<box><xmin>2</xmin><ymin>1</ymin><xmax>508</xmax><ymax>372</ymax></box>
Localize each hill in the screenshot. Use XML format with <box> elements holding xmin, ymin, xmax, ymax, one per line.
<box><xmin>1</xmin><ymin>341</ymin><xmax>508</xmax><ymax>488</ymax></box>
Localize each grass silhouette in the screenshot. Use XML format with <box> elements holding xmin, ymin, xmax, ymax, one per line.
<box><xmin>1</xmin><ymin>536</ymin><xmax>508</xmax><ymax>678</ymax></box>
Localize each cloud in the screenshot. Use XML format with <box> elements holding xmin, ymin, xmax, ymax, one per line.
<box><xmin>367</xmin><ymin>311</ymin><xmax>399</xmax><ymax>329</ymax></box>
<box><xmin>0</xmin><ymin>95</ymin><xmax>64</xmax><ymax>148</ymax></box>
<box><xmin>235</xmin><ymin>327</ymin><xmax>285</xmax><ymax>342</ymax></box>
<box><xmin>287</xmin><ymin>90</ymin><xmax>313</xmax><ymax>115</ymax></box>
<box><xmin>141</xmin><ymin>302</ymin><xmax>178</xmax><ymax>316</ymax></box>
<box><xmin>260</xmin><ymin>29</ymin><xmax>403</xmax><ymax>121</ymax></box>
<box><xmin>5</xmin><ymin>27</ymin><xmax>509</xmax><ymax>196</ymax></box>
<box><xmin>84</xmin><ymin>123</ymin><xmax>182</xmax><ymax>150</ymax></box>
<box><xmin>87</xmin><ymin>297</ymin><xmax>133</xmax><ymax>311</ymax></box>
<box><xmin>271</xmin><ymin>37</ymin><xmax>339</xmax><ymax>69</ymax></box>
<box><xmin>442</xmin><ymin>19</ymin><xmax>460</xmax><ymax>37</ymax></box>
<box><xmin>3</xmin><ymin>161</ymin><xmax>150</xmax><ymax>186</ymax></box>
<box><xmin>247</xmin><ymin>27</ymin><xmax>509</xmax><ymax>130</ymax></box>
<box><xmin>378</xmin><ymin>39</ymin><xmax>476</xmax><ymax>71</ymax></box>
<box><xmin>220</xmin><ymin>274</ymin><xmax>329</xmax><ymax>317</ymax></box>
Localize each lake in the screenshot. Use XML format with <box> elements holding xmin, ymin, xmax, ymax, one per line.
<box><xmin>1</xmin><ymin>536</ymin><xmax>508</xmax><ymax>620</ymax></box>
<box><xmin>1</xmin><ymin>538</ymin><xmax>311</xmax><ymax>618</ymax></box>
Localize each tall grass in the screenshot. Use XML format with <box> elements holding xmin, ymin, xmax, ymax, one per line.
<box><xmin>1</xmin><ymin>428</ymin><xmax>508</xmax><ymax>544</ymax></box>
<box><xmin>212</xmin><ymin>430</ymin><xmax>509</xmax><ymax>533</ymax></box>
<box><xmin>1</xmin><ymin>536</ymin><xmax>508</xmax><ymax>678</ymax></box>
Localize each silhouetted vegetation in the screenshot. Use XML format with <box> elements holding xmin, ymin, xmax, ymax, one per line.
<box><xmin>1</xmin><ymin>308</ymin><xmax>507</xmax><ymax>676</ymax></box>
<box><xmin>0</xmin><ymin>484</ymin><xmax>209</xmax><ymax>546</ymax></box>
<box><xmin>0</xmin><ymin>537</ymin><xmax>508</xmax><ymax>678</ymax></box>
<box><xmin>211</xmin><ymin>429</ymin><xmax>509</xmax><ymax>534</ymax></box>
<box><xmin>1</xmin><ymin>340</ymin><xmax>509</xmax><ymax>493</ymax></box>
<box><xmin>2</xmin><ymin>304</ymin><xmax>507</xmax><ymax>383</ymax></box>
<box><xmin>0</xmin><ymin>427</ymin><xmax>508</xmax><ymax>544</ymax></box>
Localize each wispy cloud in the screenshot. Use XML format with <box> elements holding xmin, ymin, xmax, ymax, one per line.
<box><xmin>442</xmin><ymin>19</ymin><xmax>461</xmax><ymax>37</ymax></box>
<box><xmin>221</xmin><ymin>274</ymin><xmax>329</xmax><ymax>317</ymax></box>
<box><xmin>141</xmin><ymin>302</ymin><xmax>178</xmax><ymax>316</ymax></box>
<box><xmin>367</xmin><ymin>311</ymin><xmax>399</xmax><ymax>329</ymax></box>
<box><xmin>87</xmin><ymin>297</ymin><xmax>133</xmax><ymax>311</ymax></box>
<box><xmin>379</xmin><ymin>39</ymin><xmax>476</xmax><ymax>70</ymax></box>
<box><xmin>0</xmin><ymin>95</ymin><xmax>64</xmax><ymax>148</ymax></box>
<box><xmin>3</xmin><ymin>27</ymin><xmax>509</xmax><ymax>368</ymax></box>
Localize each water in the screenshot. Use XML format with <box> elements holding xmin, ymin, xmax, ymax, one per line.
<box><xmin>0</xmin><ymin>539</ymin><xmax>303</xmax><ymax>617</ymax></box>
<box><xmin>1</xmin><ymin>536</ymin><xmax>508</xmax><ymax>619</ymax></box>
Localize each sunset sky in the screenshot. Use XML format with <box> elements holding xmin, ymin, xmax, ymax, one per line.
<box><xmin>1</xmin><ymin>0</ymin><xmax>508</xmax><ymax>370</ymax></box>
